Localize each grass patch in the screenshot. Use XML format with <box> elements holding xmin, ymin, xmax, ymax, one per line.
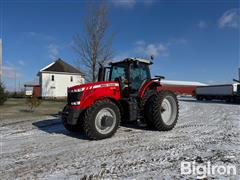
<box><xmin>0</xmin><ymin>98</ymin><xmax>66</xmax><ymax>121</ymax></box>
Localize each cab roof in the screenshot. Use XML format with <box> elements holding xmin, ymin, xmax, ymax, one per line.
<box><xmin>110</xmin><ymin>57</ymin><xmax>153</xmax><ymax>65</ymax></box>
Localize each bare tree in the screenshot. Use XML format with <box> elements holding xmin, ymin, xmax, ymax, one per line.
<box><xmin>73</xmin><ymin>3</ymin><xmax>114</xmax><ymax>82</ymax></box>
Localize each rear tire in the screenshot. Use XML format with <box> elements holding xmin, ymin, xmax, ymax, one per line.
<box><xmin>84</xmin><ymin>99</ymin><xmax>120</xmax><ymax>140</ymax></box>
<box><xmin>142</xmin><ymin>90</ymin><xmax>158</xmax><ymax>128</ymax></box>
<box><xmin>146</xmin><ymin>90</ymin><xmax>179</xmax><ymax>131</ymax></box>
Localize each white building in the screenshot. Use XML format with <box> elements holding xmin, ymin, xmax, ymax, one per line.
<box><xmin>38</xmin><ymin>59</ymin><xmax>84</xmax><ymax>98</ymax></box>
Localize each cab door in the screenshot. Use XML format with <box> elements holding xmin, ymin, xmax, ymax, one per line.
<box><xmin>237</xmin><ymin>84</ymin><xmax>240</xmax><ymax>96</ymax></box>
<box><xmin>129</xmin><ymin>63</ymin><xmax>151</xmax><ymax>94</ymax></box>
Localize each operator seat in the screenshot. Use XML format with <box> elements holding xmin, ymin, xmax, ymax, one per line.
<box><xmin>115</xmin><ymin>77</ymin><xmax>128</xmax><ymax>97</ymax></box>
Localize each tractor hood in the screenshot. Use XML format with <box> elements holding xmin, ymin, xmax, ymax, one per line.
<box><xmin>68</xmin><ymin>81</ymin><xmax>119</xmax><ymax>92</ymax></box>
<box><xmin>67</xmin><ymin>81</ymin><xmax>121</xmax><ymax>109</ymax></box>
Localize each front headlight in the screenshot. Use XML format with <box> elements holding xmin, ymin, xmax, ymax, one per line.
<box><xmin>71</xmin><ymin>87</ymin><xmax>85</xmax><ymax>93</ymax></box>
<box><xmin>71</xmin><ymin>101</ymin><xmax>80</xmax><ymax>106</ymax></box>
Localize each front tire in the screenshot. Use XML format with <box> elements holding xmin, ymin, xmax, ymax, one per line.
<box><xmin>62</xmin><ymin>117</ymin><xmax>83</xmax><ymax>132</ymax></box>
<box><xmin>62</xmin><ymin>106</ymin><xmax>83</xmax><ymax>132</ymax></box>
<box><xmin>84</xmin><ymin>99</ymin><xmax>120</xmax><ymax>140</ymax></box>
<box><xmin>146</xmin><ymin>90</ymin><xmax>179</xmax><ymax>131</ymax></box>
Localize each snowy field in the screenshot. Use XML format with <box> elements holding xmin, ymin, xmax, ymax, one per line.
<box><xmin>0</xmin><ymin>98</ymin><xmax>239</xmax><ymax>179</ymax></box>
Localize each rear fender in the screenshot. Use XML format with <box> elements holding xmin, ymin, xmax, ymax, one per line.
<box><xmin>138</xmin><ymin>81</ymin><xmax>161</xmax><ymax>98</ymax></box>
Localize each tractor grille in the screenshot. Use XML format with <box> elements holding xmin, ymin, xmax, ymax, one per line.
<box><xmin>67</xmin><ymin>92</ymin><xmax>82</xmax><ymax>105</ymax></box>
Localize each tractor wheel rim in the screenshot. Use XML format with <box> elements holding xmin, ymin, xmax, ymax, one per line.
<box><xmin>95</xmin><ymin>108</ymin><xmax>116</xmax><ymax>134</ymax></box>
<box><xmin>161</xmin><ymin>96</ymin><xmax>177</xmax><ymax>125</ymax></box>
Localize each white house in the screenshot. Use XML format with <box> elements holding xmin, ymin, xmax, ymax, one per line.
<box><xmin>38</xmin><ymin>59</ymin><xmax>84</xmax><ymax>98</ymax></box>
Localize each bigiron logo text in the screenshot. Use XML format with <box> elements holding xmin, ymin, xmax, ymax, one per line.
<box><xmin>181</xmin><ymin>161</ymin><xmax>237</xmax><ymax>178</ymax></box>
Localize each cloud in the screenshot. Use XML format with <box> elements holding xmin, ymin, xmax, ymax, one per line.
<box><xmin>135</xmin><ymin>40</ymin><xmax>145</xmax><ymax>46</ymax></box>
<box><xmin>115</xmin><ymin>38</ymin><xmax>187</xmax><ymax>60</ymax></box>
<box><xmin>27</xmin><ymin>32</ymin><xmax>54</xmax><ymax>41</ymax></box>
<box><xmin>134</xmin><ymin>41</ymin><xmax>169</xmax><ymax>57</ymax></box>
<box><xmin>113</xmin><ymin>53</ymin><xmax>130</xmax><ymax>61</ymax></box>
<box><xmin>111</xmin><ymin>0</ymin><xmax>136</xmax><ymax>8</ymax></box>
<box><xmin>26</xmin><ymin>31</ymin><xmax>61</xmax><ymax>60</ymax></box>
<box><xmin>18</xmin><ymin>60</ymin><xmax>25</xmax><ymax>66</ymax></box>
<box><xmin>143</xmin><ymin>0</ymin><xmax>155</xmax><ymax>6</ymax></box>
<box><xmin>48</xmin><ymin>44</ymin><xmax>59</xmax><ymax>59</ymax></box>
<box><xmin>197</xmin><ymin>21</ymin><xmax>207</xmax><ymax>28</ymax></box>
<box><xmin>111</xmin><ymin>0</ymin><xmax>155</xmax><ymax>8</ymax></box>
<box><xmin>218</xmin><ymin>8</ymin><xmax>240</xmax><ymax>28</ymax></box>
<box><xmin>168</xmin><ymin>38</ymin><xmax>187</xmax><ymax>45</ymax></box>
<box><xmin>2</xmin><ymin>66</ymin><xmax>21</xmax><ymax>79</ymax></box>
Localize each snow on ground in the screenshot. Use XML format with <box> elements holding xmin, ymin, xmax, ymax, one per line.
<box><xmin>0</xmin><ymin>98</ymin><xmax>239</xmax><ymax>179</ymax></box>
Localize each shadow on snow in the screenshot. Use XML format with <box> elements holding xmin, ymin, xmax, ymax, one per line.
<box><xmin>32</xmin><ymin>118</ymin><xmax>89</xmax><ymax>140</ymax></box>
<box><xmin>32</xmin><ymin>117</ymin><xmax>157</xmax><ymax>140</ymax></box>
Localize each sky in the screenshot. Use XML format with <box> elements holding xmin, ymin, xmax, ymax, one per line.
<box><xmin>0</xmin><ymin>0</ymin><xmax>239</xmax><ymax>91</ymax></box>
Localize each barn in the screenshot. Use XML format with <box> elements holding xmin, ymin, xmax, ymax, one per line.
<box><xmin>38</xmin><ymin>59</ymin><xmax>85</xmax><ymax>98</ymax></box>
<box><xmin>161</xmin><ymin>80</ymin><xmax>207</xmax><ymax>96</ymax></box>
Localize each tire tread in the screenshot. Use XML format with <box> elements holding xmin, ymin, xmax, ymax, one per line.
<box><xmin>147</xmin><ymin>90</ymin><xmax>179</xmax><ymax>131</ymax></box>
<box><xmin>84</xmin><ymin>99</ymin><xmax>120</xmax><ymax>140</ymax></box>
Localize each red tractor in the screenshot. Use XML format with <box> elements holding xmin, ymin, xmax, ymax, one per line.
<box><xmin>61</xmin><ymin>58</ymin><xmax>179</xmax><ymax>140</ymax></box>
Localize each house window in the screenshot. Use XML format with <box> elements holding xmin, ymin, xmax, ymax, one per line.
<box><xmin>51</xmin><ymin>75</ymin><xmax>54</xmax><ymax>81</ymax></box>
<box><xmin>70</xmin><ymin>76</ymin><xmax>73</xmax><ymax>82</ymax></box>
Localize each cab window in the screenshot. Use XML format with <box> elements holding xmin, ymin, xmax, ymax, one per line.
<box><xmin>130</xmin><ymin>63</ymin><xmax>150</xmax><ymax>91</ymax></box>
<box><xmin>110</xmin><ymin>63</ymin><xmax>128</xmax><ymax>81</ymax></box>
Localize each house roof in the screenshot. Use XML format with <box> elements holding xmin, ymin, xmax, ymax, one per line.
<box><xmin>39</xmin><ymin>59</ymin><xmax>83</xmax><ymax>75</ymax></box>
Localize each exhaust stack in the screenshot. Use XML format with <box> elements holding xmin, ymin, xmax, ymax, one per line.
<box><xmin>239</xmin><ymin>67</ymin><xmax>240</xmax><ymax>81</ymax></box>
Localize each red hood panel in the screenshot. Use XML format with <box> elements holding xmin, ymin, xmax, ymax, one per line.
<box><xmin>68</xmin><ymin>81</ymin><xmax>118</xmax><ymax>90</ymax></box>
<box><xmin>68</xmin><ymin>81</ymin><xmax>121</xmax><ymax>109</ymax></box>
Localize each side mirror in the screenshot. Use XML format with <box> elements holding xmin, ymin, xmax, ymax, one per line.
<box><xmin>155</xmin><ymin>75</ymin><xmax>165</xmax><ymax>80</ymax></box>
<box><xmin>233</xmin><ymin>79</ymin><xmax>240</xmax><ymax>83</ymax></box>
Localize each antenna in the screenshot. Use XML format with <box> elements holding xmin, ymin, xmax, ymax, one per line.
<box><xmin>150</xmin><ymin>55</ymin><xmax>154</xmax><ymax>60</ymax></box>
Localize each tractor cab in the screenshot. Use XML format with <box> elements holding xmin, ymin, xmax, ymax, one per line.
<box><xmin>98</xmin><ymin>58</ymin><xmax>153</xmax><ymax>97</ymax></box>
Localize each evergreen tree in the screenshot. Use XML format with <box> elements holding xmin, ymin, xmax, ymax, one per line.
<box><xmin>0</xmin><ymin>82</ymin><xmax>7</xmax><ymax>105</ymax></box>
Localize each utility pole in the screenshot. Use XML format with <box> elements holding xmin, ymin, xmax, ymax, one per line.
<box><xmin>14</xmin><ymin>71</ymin><xmax>16</xmax><ymax>93</ymax></box>
<box><xmin>18</xmin><ymin>80</ymin><xmax>21</xmax><ymax>92</ymax></box>
<box><xmin>0</xmin><ymin>39</ymin><xmax>2</xmax><ymax>82</ymax></box>
<box><xmin>0</xmin><ymin>0</ymin><xmax>4</xmax><ymax>82</ymax></box>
